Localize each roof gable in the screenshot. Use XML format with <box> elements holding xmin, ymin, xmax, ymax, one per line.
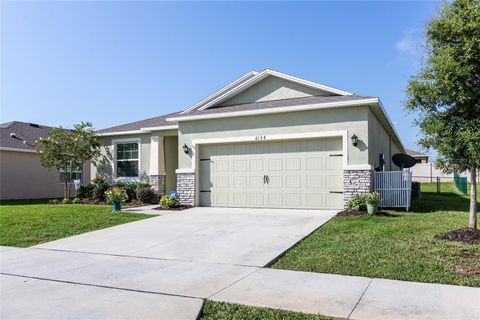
<box><xmin>183</xmin><ymin>69</ymin><xmax>352</xmax><ymax>113</ymax></box>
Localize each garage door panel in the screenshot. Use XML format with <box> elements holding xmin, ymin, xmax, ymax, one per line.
<box><xmin>249</xmin><ymin>159</ymin><xmax>264</xmax><ymax>172</ymax></box>
<box><xmin>286</xmin><ymin>158</ymin><xmax>301</xmax><ymax>171</ymax></box>
<box><xmin>267</xmin><ymin>158</ymin><xmax>283</xmax><ymax>171</ymax></box>
<box><xmin>200</xmin><ymin>138</ymin><xmax>343</xmax><ymax>209</ymax></box>
<box><xmin>306</xmin><ymin>175</ymin><xmax>324</xmax><ymax>189</ymax></box>
<box><xmin>306</xmin><ymin>157</ymin><xmax>324</xmax><ymax>171</ymax></box>
<box><xmin>266</xmin><ymin>193</ymin><xmax>283</xmax><ymax>207</ymax></box>
<box><xmin>233</xmin><ymin>160</ymin><xmax>247</xmax><ymax>172</ymax></box>
<box><xmin>249</xmin><ymin>176</ymin><xmax>264</xmax><ymax>188</ymax></box>
<box><xmin>285</xmin><ymin>175</ymin><xmax>301</xmax><ymax>189</ymax></box>
<box><xmin>233</xmin><ymin>176</ymin><xmax>247</xmax><ymax>189</ymax></box>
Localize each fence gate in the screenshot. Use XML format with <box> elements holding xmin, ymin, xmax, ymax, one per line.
<box><xmin>374</xmin><ymin>171</ymin><xmax>412</xmax><ymax>211</ymax></box>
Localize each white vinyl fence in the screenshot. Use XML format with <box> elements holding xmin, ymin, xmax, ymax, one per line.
<box><xmin>374</xmin><ymin>171</ymin><xmax>412</xmax><ymax>211</ymax></box>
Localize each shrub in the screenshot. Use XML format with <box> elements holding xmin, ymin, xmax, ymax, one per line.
<box><xmin>49</xmin><ymin>199</ymin><xmax>59</xmax><ymax>205</ymax></box>
<box><xmin>93</xmin><ymin>183</ymin><xmax>109</xmax><ymax>201</ymax></box>
<box><xmin>348</xmin><ymin>194</ymin><xmax>367</xmax><ymax>211</ymax></box>
<box><xmin>105</xmin><ymin>187</ymin><xmax>128</xmax><ymax>204</ymax></box>
<box><xmin>72</xmin><ymin>197</ymin><xmax>81</xmax><ymax>204</ymax></box>
<box><xmin>92</xmin><ymin>175</ymin><xmax>107</xmax><ymax>185</ymax></box>
<box><xmin>131</xmin><ymin>182</ymin><xmax>152</xmax><ymax>195</ymax></box>
<box><xmin>364</xmin><ymin>192</ymin><xmax>381</xmax><ymax>206</ymax></box>
<box><xmin>81</xmin><ymin>198</ymin><xmax>92</xmax><ymax>205</ymax></box>
<box><xmin>62</xmin><ymin>198</ymin><xmax>72</xmax><ymax>204</ymax></box>
<box><xmin>137</xmin><ymin>187</ymin><xmax>157</xmax><ymax>204</ymax></box>
<box><xmin>111</xmin><ymin>182</ymin><xmax>135</xmax><ymax>202</ymax></box>
<box><xmin>159</xmin><ymin>195</ymin><xmax>180</xmax><ymax>209</ymax></box>
<box><xmin>76</xmin><ymin>184</ymin><xmax>95</xmax><ymax>199</ymax></box>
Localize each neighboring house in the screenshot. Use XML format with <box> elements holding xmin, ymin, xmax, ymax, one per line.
<box><xmin>406</xmin><ymin>148</ymin><xmax>429</xmax><ymax>163</ymax></box>
<box><xmin>93</xmin><ymin>69</ymin><xmax>405</xmax><ymax>209</ymax></box>
<box><xmin>0</xmin><ymin>121</ymin><xmax>90</xmax><ymax>200</ymax></box>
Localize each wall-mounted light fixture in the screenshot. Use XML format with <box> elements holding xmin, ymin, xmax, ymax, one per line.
<box><xmin>351</xmin><ymin>134</ymin><xmax>358</xmax><ymax>147</ymax></box>
<box><xmin>182</xmin><ymin>144</ymin><xmax>189</xmax><ymax>154</ymax></box>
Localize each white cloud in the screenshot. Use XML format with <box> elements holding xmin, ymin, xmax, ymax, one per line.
<box><xmin>394</xmin><ymin>29</ymin><xmax>423</xmax><ymax>68</ymax></box>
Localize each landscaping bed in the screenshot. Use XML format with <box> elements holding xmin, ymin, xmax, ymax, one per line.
<box><xmin>272</xmin><ymin>185</ymin><xmax>480</xmax><ymax>287</ymax></box>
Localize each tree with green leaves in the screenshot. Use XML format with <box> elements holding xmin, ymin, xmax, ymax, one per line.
<box><xmin>35</xmin><ymin>122</ymin><xmax>100</xmax><ymax>198</ymax></box>
<box><xmin>406</xmin><ymin>0</ymin><xmax>479</xmax><ymax>229</ymax></box>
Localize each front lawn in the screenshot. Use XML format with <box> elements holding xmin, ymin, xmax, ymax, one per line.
<box><xmin>273</xmin><ymin>183</ymin><xmax>480</xmax><ymax>287</ymax></box>
<box><xmin>0</xmin><ymin>202</ymin><xmax>151</xmax><ymax>247</ymax></box>
<box><xmin>200</xmin><ymin>301</ymin><xmax>331</xmax><ymax>320</ymax></box>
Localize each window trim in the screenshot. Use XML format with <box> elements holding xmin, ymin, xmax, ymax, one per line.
<box><xmin>112</xmin><ymin>138</ymin><xmax>142</xmax><ymax>180</ymax></box>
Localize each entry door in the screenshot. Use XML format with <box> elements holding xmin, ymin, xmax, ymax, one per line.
<box><xmin>199</xmin><ymin>138</ymin><xmax>343</xmax><ymax>209</ymax></box>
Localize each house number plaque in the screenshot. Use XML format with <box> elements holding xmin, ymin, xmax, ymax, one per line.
<box><xmin>254</xmin><ymin>135</ymin><xmax>266</xmax><ymax>141</ymax></box>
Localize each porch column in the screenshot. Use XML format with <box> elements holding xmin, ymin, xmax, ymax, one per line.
<box><xmin>343</xmin><ymin>169</ymin><xmax>374</xmax><ymax>208</ymax></box>
<box><xmin>149</xmin><ymin>135</ymin><xmax>166</xmax><ymax>196</ymax></box>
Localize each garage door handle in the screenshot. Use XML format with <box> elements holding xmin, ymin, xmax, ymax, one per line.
<box><xmin>330</xmin><ymin>191</ymin><xmax>343</xmax><ymax>194</ymax></box>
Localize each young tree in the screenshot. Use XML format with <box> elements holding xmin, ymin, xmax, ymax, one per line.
<box><xmin>35</xmin><ymin>122</ymin><xmax>100</xmax><ymax>198</ymax></box>
<box><xmin>405</xmin><ymin>0</ymin><xmax>480</xmax><ymax>229</ymax></box>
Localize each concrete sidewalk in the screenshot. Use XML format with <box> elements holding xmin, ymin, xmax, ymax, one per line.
<box><xmin>210</xmin><ymin>268</ymin><xmax>480</xmax><ymax>320</ymax></box>
<box><xmin>2</xmin><ymin>246</ymin><xmax>479</xmax><ymax>320</ymax></box>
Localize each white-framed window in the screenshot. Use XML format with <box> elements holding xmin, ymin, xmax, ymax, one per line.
<box><xmin>115</xmin><ymin>141</ymin><xmax>140</xmax><ymax>178</ymax></box>
<box><xmin>59</xmin><ymin>162</ymin><xmax>82</xmax><ymax>182</ymax></box>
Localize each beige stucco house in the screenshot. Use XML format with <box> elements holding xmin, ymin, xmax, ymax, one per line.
<box><xmin>94</xmin><ymin>70</ymin><xmax>404</xmax><ymax>209</ymax></box>
<box><xmin>0</xmin><ymin>122</ymin><xmax>90</xmax><ymax>200</ymax></box>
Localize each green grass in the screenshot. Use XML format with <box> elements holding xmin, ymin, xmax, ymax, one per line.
<box><xmin>0</xmin><ymin>203</ymin><xmax>151</xmax><ymax>247</ymax></box>
<box><xmin>200</xmin><ymin>301</ymin><xmax>331</xmax><ymax>320</ymax></box>
<box><xmin>273</xmin><ymin>183</ymin><xmax>480</xmax><ymax>287</ymax></box>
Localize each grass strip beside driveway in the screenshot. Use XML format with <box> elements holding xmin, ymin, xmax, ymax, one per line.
<box><xmin>0</xmin><ymin>203</ymin><xmax>151</xmax><ymax>247</ymax></box>
<box><xmin>200</xmin><ymin>301</ymin><xmax>331</xmax><ymax>320</ymax></box>
<box><xmin>272</xmin><ymin>184</ymin><xmax>480</xmax><ymax>287</ymax></box>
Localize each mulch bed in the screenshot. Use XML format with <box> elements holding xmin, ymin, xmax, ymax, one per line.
<box><xmin>336</xmin><ymin>210</ymin><xmax>368</xmax><ymax>216</ymax></box>
<box><xmin>153</xmin><ymin>206</ymin><xmax>192</xmax><ymax>211</ymax></box>
<box><xmin>435</xmin><ymin>228</ymin><xmax>480</xmax><ymax>244</ymax></box>
<box><xmin>336</xmin><ymin>210</ymin><xmax>397</xmax><ymax>217</ymax></box>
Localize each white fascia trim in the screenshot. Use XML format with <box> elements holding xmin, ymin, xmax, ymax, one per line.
<box><xmin>96</xmin><ymin>125</ymin><xmax>178</xmax><ymax>137</ymax></box>
<box><xmin>195</xmin><ymin>69</ymin><xmax>353</xmax><ymax>111</ymax></box>
<box><xmin>140</xmin><ymin>125</ymin><xmax>178</xmax><ymax>132</ymax></box>
<box><xmin>168</xmin><ymin>98</ymin><xmax>378</xmax><ymax>122</ymax></box>
<box><xmin>181</xmin><ymin>71</ymin><xmax>259</xmax><ymax>114</ymax></box>
<box><xmin>343</xmin><ymin>164</ymin><xmax>373</xmax><ymax>170</ymax></box>
<box><xmin>0</xmin><ymin>147</ymin><xmax>38</xmax><ymax>153</ymax></box>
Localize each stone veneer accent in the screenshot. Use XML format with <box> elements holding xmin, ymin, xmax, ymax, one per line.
<box><xmin>149</xmin><ymin>175</ymin><xmax>166</xmax><ymax>196</ymax></box>
<box><xmin>176</xmin><ymin>173</ymin><xmax>195</xmax><ymax>206</ymax></box>
<box><xmin>343</xmin><ymin>169</ymin><xmax>374</xmax><ymax>208</ymax></box>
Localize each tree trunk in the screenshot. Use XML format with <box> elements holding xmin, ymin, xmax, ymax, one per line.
<box><xmin>469</xmin><ymin>167</ymin><xmax>477</xmax><ymax>229</ymax></box>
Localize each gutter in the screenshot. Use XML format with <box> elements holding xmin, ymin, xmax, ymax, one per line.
<box><xmin>96</xmin><ymin>125</ymin><xmax>178</xmax><ymax>137</ymax></box>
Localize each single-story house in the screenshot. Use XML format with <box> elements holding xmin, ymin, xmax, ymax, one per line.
<box><xmin>406</xmin><ymin>148</ymin><xmax>429</xmax><ymax>164</ymax></box>
<box><xmin>0</xmin><ymin>121</ymin><xmax>90</xmax><ymax>200</ymax></box>
<box><xmin>94</xmin><ymin>69</ymin><xmax>405</xmax><ymax>209</ymax></box>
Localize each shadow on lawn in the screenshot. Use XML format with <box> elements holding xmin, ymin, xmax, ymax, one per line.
<box><xmin>0</xmin><ymin>199</ymin><xmax>51</xmax><ymax>206</ymax></box>
<box><xmin>411</xmin><ymin>191</ymin><xmax>472</xmax><ymax>213</ymax></box>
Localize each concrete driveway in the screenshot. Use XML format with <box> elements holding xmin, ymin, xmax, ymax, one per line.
<box><xmin>34</xmin><ymin>207</ymin><xmax>336</xmax><ymax>266</ymax></box>
<box><xmin>1</xmin><ymin>207</ymin><xmax>335</xmax><ymax>319</ymax></box>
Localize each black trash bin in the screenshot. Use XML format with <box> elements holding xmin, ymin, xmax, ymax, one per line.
<box><xmin>411</xmin><ymin>181</ymin><xmax>421</xmax><ymax>198</ymax></box>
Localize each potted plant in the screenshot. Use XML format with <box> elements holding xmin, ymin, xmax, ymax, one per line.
<box><xmin>365</xmin><ymin>192</ymin><xmax>381</xmax><ymax>214</ymax></box>
<box><xmin>105</xmin><ymin>187</ymin><xmax>128</xmax><ymax>212</ymax></box>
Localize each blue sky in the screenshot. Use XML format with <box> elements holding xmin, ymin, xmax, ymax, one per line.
<box><xmin>1</xmin><ymin>1</ymin><xmax>438</xmax><ymax>153</ymax></box>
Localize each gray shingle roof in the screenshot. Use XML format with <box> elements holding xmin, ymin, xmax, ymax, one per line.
<box><xmin>96</xmin><ymin>111</ymin><xmax>181</xmax><ymax>134</ymax></box>
<box><xmin>97</xmin><ymin>95</ymin><xmax>374</xmax><ymax>134</ymax></box>
<box><xmin>0</xmin><ymin>121</ymin><xmax>56</xmax><ymax>151</ymax></box>
<box><xmin>182</xmin><ymin>95</ymin><xmax>375</xmax><ymax>116</ymax></box>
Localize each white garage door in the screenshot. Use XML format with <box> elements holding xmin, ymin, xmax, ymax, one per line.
<box><xmin>199</xmin><ymin>137</ymin><xmax>344</xmax><ymax>209</ymax></box>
